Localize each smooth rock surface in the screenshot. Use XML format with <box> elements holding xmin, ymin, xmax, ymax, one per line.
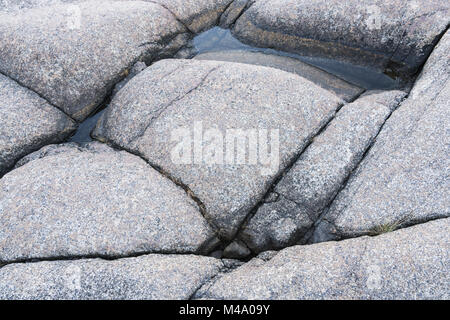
<box><xmin>0</xmin><ymin>142</ymin><xmax>216</xmax><ymax>263</ymax></box>
<box><xmin>314</xmin><ymin>31</ymin><xmax>450</xmax><ymax>242</ymax></box>
<box><xmin>195</xmin><ymin>50</ymin><xmax>364</xmax><ymax>101</ymax></box>
<box><xmin>0</xmin><ymin>73</ymin><xmax>76</xmax><ymax>176</ymax></box>
<box><xmin>0</xmin><ymin>1</ymin><xmax>188</xmax><ymax>121</ymax></box>
<box><xmin>196</xmin><ymin>218</ymin><xmax>450</xmax><ymax>299</ymax></box>
<box><xmin>234</xmin><ymin>90</ymin><xmax>406</xmax><ymax>254</ymax></box>
<box><xmin>0</xmin><ymin>254</ymin><xmax>223</xmax><ymax>299</ymax></box>
<box><xmin>233</xmin><ymin>0</ymin><xmax>450</xmax><ymax>76</ymax></box>
<box><xmin>94</xmin><ymin>59</ymin><xmax>343</xmax><ymax>240</ymax></box>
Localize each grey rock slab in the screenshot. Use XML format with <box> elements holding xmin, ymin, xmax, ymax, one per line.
<box><xmin>0</xmin><ymin>1</ymin><xmax>188</xmax><ymax>121</ymax></box>
<box><xmin>0</xmin><ymin>73</ymin><xmax>76</xmax><ymax>176</ymax></box>
<box><xmin>0</xmin><ymin>0</ymin><xmax>72</xmax><ymax>12</ymax></box>
<box><xmin>195</xmin><ymin>50</ymin><xmax>364</xmax><ymax>101</ymax></box>
<box><xmin>196</xmin><ymin>218</ymin><xmax>450</xmax><ymax>299</ymax></box>
<box><xmin>0</xmin><ymin>254</ymin><xmax>223</xmax><ymax>299</ymax></box>
<box><xmin>233</xmin><ymin>0</ymin><xmax>449</xmax><ymax>76</ymax></box>
<box><xmin>93</xmin><ymin>59</ymin><xmax>343</xmax><ymax>240</ymax></box>
<box><xmin>234</xmin><ymin>90</ymin><xmax>406</xmax><ymax>254</ymax></box>
<box><xmin>150</xmin><ymin>0</ymin><xmax>234</xmax><ymax>33</ymax></box>
<box><xmin>314</xmin><ymin>31</ymin><xmax>450</xmax><ymax>242</ymax></box>
<box><xmin>0</xmin><ymin>142</ymin><xmax>216</xmax><ymax>263</ymax></box>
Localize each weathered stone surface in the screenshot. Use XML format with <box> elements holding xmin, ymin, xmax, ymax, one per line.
<box><xmin>0</xmin><ymin>254</ymin><xmax>223</xmax><ymax>299</ymax></box>
<box><xmin>196</xmin><ymin>218</ymin><xmax>450</xmax><ymax>299</ymax></box>
<box><xmin>313</xmin><ymin>31</ymin><xmax>450</xmax><ymax>242</ymax></box>
<box><xmin>233</xmin><ymin>90</ymin><xmax>406</xmax><ymax>254</ymax></box>
<box><xmin>0</xmin><ymin>142</ymin><xmax>216</xmax><ymax>263</ymax></box>
<box><xmin>0</xmin><ymin>0</ymin><xmax>70</xmax><ymax>12</ymax></box>
<box><xmin>219</xmin><ymin>0</ymin><xmax>252</xmax><ymax>28</ymax></box>
<box><xmin>111</xmin><ymin>61</ymin><xmax>147</xmax><ymax>97</ymax></box>
<box><xmin>0</xmin><ymin>1</ymin><xmax>188</xmax><ymax>121</ymax></box>
<box><xmin>233</xmin><ymin>0</ymin><xmax>449</xmax><ymax>76</ymax></box>
<box><xmin>94</xmin><ymin>59</ymin><xmax>342</xmax><ymax>240</ymax></box>
<box><xmin>195</xmin><ymin>50</ymin><xmax>364</xmax><ymax>101</ymax></box>
<box><xmin>151</xmin><ymin>0</ymin><xmax>234</xmax><ymax>33</ymax></box>
<box><xmin>1</xmin><ymin>0</ymin><xmax>235</xmax><ymax>33</ymax></box>
<box><xmin>0</xmin><ymin>73</ymin><xmax>76</xmax><ymax>176</ymax></box>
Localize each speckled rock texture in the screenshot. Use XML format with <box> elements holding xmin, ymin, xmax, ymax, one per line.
<box><xmin>0</xmin><ymin>142</ymin><xmax>217</xmax><ymax>263</ymax></box>
<box><xmin>313</xmin><ymin>31</ymin><xmax>450</xmax><ymax>243</ymax></box>
<box><xmin>0</xmin><ymin>0</ymin><xmax>73</xmax><ymax>12</ymax></box>
<box><xmin>229</xmin><ymin>90</ymin><xmax>407</xmax><ymax>255</ymax></box>
<box><xmin>233</xmin><ymin>0</ymin><xmax>450</xmax><ymax>76</ymax></box>
<box><xmin>150</xmin><ymin>0</ymin><xmax>234</xmax><ymax>33</ymax></box>
<box><xmin>0</xmin><ymin>1</ymin><xmax>188</xmax><ymax>121</ymax></box>
<box><xmin>1</xmin><ymin>0</ymin><xmax>235</xmax><ymax>33</ymax></box>
<box><xmin>196</xmin><ymin>218</ymin><xmax>450</xmax><ymax>300</ymax></box>
<box><xmin>0</xmin><ymin>0</ymin><xmax>448</xmax><ymax>301</ymax></box>
<box><xmin>0</xmin><ymin>73</ymin><xmax>76</xmax><ymax>176</ymax></box>
<box><xmin>219</xmin><ymin>0</ymin><xmax>253</xmax><ymax>28</ymax></box>
<box><xmin>0</xmin><ymin>254</ymin><xmax>223</xmax><ymax>299</ymax></box>
<box><xmin>195</xmin><ymin>50</ymin><xmax>364</xmax><ymax>101</ymax></box>
<box><xmin>93</xmin><ymin>59</ymin><xmax>343</xmax><ymax>240</ymax></box>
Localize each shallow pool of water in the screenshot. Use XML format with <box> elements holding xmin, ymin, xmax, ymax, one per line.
<box><xmin>70</xmin><ymin>27</ymin><xmax>405</xmax><ymax>144</ymax></box>
<box><xmin>193</xmin><ymin>27</ymin><xmax>401</xmax><ymax>90</ymax></box>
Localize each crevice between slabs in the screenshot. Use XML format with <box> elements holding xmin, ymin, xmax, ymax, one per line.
<box><xmin>90</xmin><ymin>66</ymin><xmax>224</xmax><ymax>242</ymax></box>
<box><xmin>306</xmin><ymin>27</ymin><xmax>450</xmax><ymax>244</ymax></box>
<box><xmin>145</xmin><ymin>0</ymin><xmax>192</xmax><ymax>33</ymax></box>
<box><xmin>221</xmin><ymin>0</ymin><xmax>257</xmax><ymax>29</ymax></box>
<box><xmin>0</xmin><ymin>70</ymin><xmax>75</xmax><ymax>121</ymax></box>
<box><xmin>188</xmin><ymin>258</ymin><xmax>243</xmax><ymax>300</ymax></box>
<box><xmin>224</xmin><ymin>93</ymin><xmax>365</xmax><ymax>258</ymax></box>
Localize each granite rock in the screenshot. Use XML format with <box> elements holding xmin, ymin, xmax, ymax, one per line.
<box><xmin>233</xmin><ymin>90</ymin><xmax>406</xmax><ymax>254</ymax></box>
<box><xmin>0</xmin><ymin>254</ymin><xmax>223</xmax><ymax>299</ymax></box>
<box><xmin>0</xmin><ymin>1</ymin><xmax>188</xmax><ymax>121</ymax></box>
<box><xmin>0</xmin><ymin>142</ymin><xmax>217</xmax><ymax>263</ymax></box>
<box><xmin>219</xmin><ymin>0</ymin><xmax>252</xmax><ymax>28</ymax></box>
<box><xmin>313</xmin><ymin>31</ymin><xmax>450</xmax><ymax>242</ymax></box>
<box><xmin>150</xmin><ymin>0</ymin><xmax>234</xmax><ymax>33</ymax></box>
<box><xmin>195</xmin><ymin>50</ymin><xmax>364</xmax><ymax>101</ymax></box>
<box><xmin>196</xmin><ymin>218</ymin><xmax>450</xmax><ymax>299</ymax></box>
<box><xmin>0</xmin><ymin>73</ymin><xmax>76</xmax><ymax>176</ymax></box>
<box><xmin>233</xmin><ymin>0</ymin><xmax>449</xmax><ymax>76</ymax></box>
<box><xmin>94</xmin><ymin>59</ymin><xmax>343</xmax><ymax>240</ymax></box>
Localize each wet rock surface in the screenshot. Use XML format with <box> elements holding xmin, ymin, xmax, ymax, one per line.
<box><xmin>193</xmin><ymin>27</ymin><xmax>401</xmax><ymax>90</ymax></box>
<box><xmin>0</xmin><ymin>142</ymin><xmax>217</xmax><ymax>263</ymax></box>
<box><xmin>196</xmin><ymin>218</ymin><xmax>450</xmax><ymax>299</ymax></box>
<box><xmin>0</xmin><ymin>74</ymin><xmax>76</xmax><ymax>176</ymax></box>
<box><xmin>93</xmin><ymin>59</ymin><xmax>343</xmax><ymax>240</ymax></box>
<box><xmin>0</xmin><ymin>1</ymin><xmax>448</xmax><ymax>300</ymax></box>
<box><xmin>233</xmin><ymin>0</ymin><xmax>449</xmax><ymax>76</ymax></box>
<box><xmin>195</xmin><ymin>50</ymin><xmax>365</xmax><ymax>101</ymax></box>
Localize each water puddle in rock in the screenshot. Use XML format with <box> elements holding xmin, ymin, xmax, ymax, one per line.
<box><xmin>68</xmin><ymin>108</ymin><xmax>106</xmax><ymax>143</ymax></box>
<box><xmin>70</xmin><ymin>27</ymin><xmax>404</xmax><ymax>143</ymax></box>
<box><xmin>193</xmin><ymin>27</ymin><xmax>401</xmax><ymax>91</ymax></box>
